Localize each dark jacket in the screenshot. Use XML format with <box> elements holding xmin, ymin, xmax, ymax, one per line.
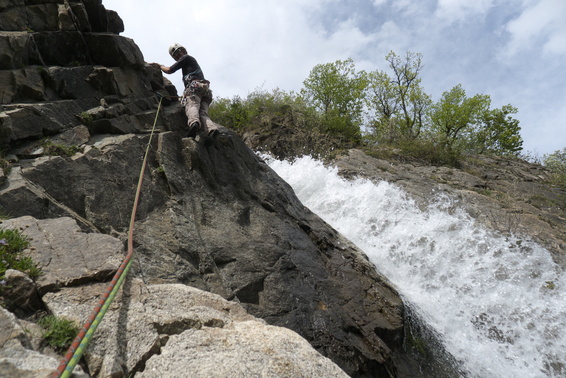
<box><xmin>169</xmin><ymin>54</ymin><xmax>205</xmax><ymax>86</ymax></box>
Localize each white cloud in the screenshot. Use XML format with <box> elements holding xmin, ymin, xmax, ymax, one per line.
<box><xmin>503</xmin><ymin>0</ymin><xmax>566</xmax><ymax>57</ymax></box>
<box><xmin>435</xmin><ymin>0</ymin><xmax>495</xmax><ymax>23</ymax></box>
<box><xmin>375</xmin><ymin>21</ymin><xmax>410</xmax><ymax>54</ymax></box>
<box><xmin>391</xmin><ymin>0</ymin><xmax>424</xmax><ymax>16</ymax></box>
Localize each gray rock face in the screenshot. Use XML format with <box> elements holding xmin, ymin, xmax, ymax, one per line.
<box><xmin>1</xmin><ymin>269</ymin><xmax>43</xmax><ymax>317</ymax></box>
<box><xmin>0</xmin><ymin>0</ymin><xmax>173</xmax><ymax>151</ymax></box>
<box><xmin>1</xmin><ymin>215</ymin><xmax>352</xmax><ymax>377</ymax></box>
<box><xmin>0</xmin><ymin>1</ymin><xmax>408</xmax><ymax>377</ymax></box>
<box><xmin>1</xmin><ymin>216</ymin><xmax>124</xmax><ymax>292</ymax></box>
<box><xmin>138</xmin><ymin>320</ymin><xmax>350</xmax><ymax>378</ymax></box>
<box><xmin>44</xmin><ymin>279</ymin><xmax>349</xmax><ymax>378</ymax></box>
<box><xmin>1</xmin><ymin>129</ymin><xmax>404</xmax><ymax>375</ymax></box>
<box><xmin>0</xmin><ymin>306</ymin><xmax>88</xmax><ymax>378</ymax></box>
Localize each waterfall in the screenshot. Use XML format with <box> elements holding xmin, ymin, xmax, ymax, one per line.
<box><xmin>267</xmin><ymin>155</ymin><xmax>566</xmax><ymax>378</ymax></box>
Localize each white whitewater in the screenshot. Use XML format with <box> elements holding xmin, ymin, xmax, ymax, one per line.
<box><xmin>267</xmin><ymin>155</ymin><xmax>566</xmax><ymax>378</ymax></box>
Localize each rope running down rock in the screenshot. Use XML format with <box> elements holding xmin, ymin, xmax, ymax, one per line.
<box><xmin>53</xmin><ymin>96</ymin><xmax>164</xmax><ymax>378</ymax></box>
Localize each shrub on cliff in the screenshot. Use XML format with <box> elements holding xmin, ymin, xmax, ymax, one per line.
<box><xmin>38</xmin><ymin>315</ymin><xmax>79</xmax><ymax>352</ymax></box>
<box><xmin>210</xmin><ymin>89</ymin><xmax>321</xmax><ymax>134</ymax></box>
<box><xmin>0</xmin><ymin>157</ymin><xmax>10</xmax><ymax>175</ymax></box>
<box><xmin>544</xmin><ymin>148</ymin><xmax>566</xmax><ymax>185</ymax></box>
<box><xmin>0</xmin><ymin>228</ymin><xmax>41</xmax><ymax>283</ymax></box>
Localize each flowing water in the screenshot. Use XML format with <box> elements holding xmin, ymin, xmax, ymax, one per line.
<box><xmin>267</xmin><ymin>155</ymin><xmax>566</xmax><ymax>378</ymax></box>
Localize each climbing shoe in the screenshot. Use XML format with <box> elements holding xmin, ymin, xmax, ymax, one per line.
<box><xmin>186</xmin><ymin>122</ymin><xmax>200</xmax><ymax>138</ymax></box>
<box><xmin>203</xmin><ymin>130</ymin><xmax>219</xmax><ymax>147</ymax></box>
<box><xmin>208</xmin><ymin>129</ymin><xmax>219</xmax><ymax>139</ymax></box>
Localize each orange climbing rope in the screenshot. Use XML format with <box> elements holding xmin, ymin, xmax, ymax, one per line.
<box><xmin>52</xmin><ymin>97</ymin><xmax>164</xmax><ymax>377</ymax></box>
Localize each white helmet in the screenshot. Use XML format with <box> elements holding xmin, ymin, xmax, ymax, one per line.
<box><xmin>168</xmin><ymin>43</ymin><xmax>185</xmax><ymax>58</ymax></box>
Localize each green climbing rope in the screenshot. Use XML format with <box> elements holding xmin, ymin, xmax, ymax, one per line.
<box><xmin>53</xmin><ymin>96</ymin><xmax>164</xmax><ymax>377</ymax></box>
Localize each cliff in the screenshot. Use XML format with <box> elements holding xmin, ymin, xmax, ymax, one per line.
<box><xmin>0</xmin><ymin>1</ymin><xmax>409</xmax><ymax>377</ymax></box>
<box><xmin>3</xmin><ymin>2</ymin><xmax>563</xmax><ymax>377</ymax></box>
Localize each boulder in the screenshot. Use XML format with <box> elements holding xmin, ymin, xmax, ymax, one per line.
<box><xmin>44</xmin><ymin>280</ymin><xmax>348</xmax><ymax>378</ymax></box>
<box><xmin>0</xmin><ymin>166</ymin><xmax>63</xmax><ymax>221</ymax></box>
<box><xmin>1</xmin><ymin>216</ymin><xmax>125</xmax><ymax>293</ymax></box>
<box><xmin>84</xmin><ymin>34</ymin><xmax>145</xmax><ymax>68</ymax></box>
<box><xmin>106</xmin><ymin>10</ymin><xmax>123</xmax><ymax>34</ymax></box>
<box><xmin>0</xmin><ymin>1</ymin><xmax>27</xmax><ymax>31</ymax></box>
<box><xmin>32</xmin><ymin>31</ymin><xmax>91</xmax><ymax>66</ymax></box>
<box><xmin>0</xmin><ymin>306</ymin><xmax>88</xmax><ymax>378</ymax></box>
<box><xmin>1</xmin><ymin>103</ymin><xmax>79</xmax><ymax>142</ymax></box>
<box><xmin>138</xmin><ymin>320</ymin><xmax>349</xmax><ymax>378</ymax></box>
<box><xmin>1</xmin><ymin>269</ymin><xmax>43</xmax><ymax>317</ymax></box>
<box><xmin>18</xmin><ymin>134</ymin><xmax>170</xmax><ymax>233</ymax></box>
<box><xmin>49</xmin><ymin>124</ymin><xmax>90</xmax><ymax>147</ymax></box>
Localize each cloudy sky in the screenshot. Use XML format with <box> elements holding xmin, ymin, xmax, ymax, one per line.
<box><xmin>103</xmin><ymin>0</ymin><xmax>565</xmax><ymax>156</ymax></box>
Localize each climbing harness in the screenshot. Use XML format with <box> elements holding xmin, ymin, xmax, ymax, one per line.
<box><xmin>52</xmin><ymin>96</ymin><xmax>164</xmax><ymax>378</ymax></box>
<box><xmin>181</xmin><ymin>79</ymin><xmax>211</xmax><ymax>106</ymax></box>
<box><xmin>188</xmin><ymin>79</ymin><xmax>210</xmax><ymax>92</ymax></box>
<box><xmin>182</xmin><ymin>68</ymin><xmax>202</xmax><ymax>87</ymax></box>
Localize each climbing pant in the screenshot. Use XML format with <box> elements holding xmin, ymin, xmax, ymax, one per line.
<box><xmin>183</xmin><ymin>80</ymin><xmax>218</xmax><ymax>135</ymax></box>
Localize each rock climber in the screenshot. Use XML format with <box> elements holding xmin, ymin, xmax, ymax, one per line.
<box><xmin>152</xmin><ymin>43</ymin><xmax>219</xmax><ymax>143</ymax></box>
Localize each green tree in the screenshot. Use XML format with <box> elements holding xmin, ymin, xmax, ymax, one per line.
<box><xmin>378</xmin><ymin>51</ymin><xmax>431</xmax><ymax>140</ymax></box>
<box><xmin>544</xmin><ymin>148</ymin><xmax>566</xmax><ymax>184</ymax></box>
<box><xmin>209</xmin><ymin>96</ymin><xmax>250</xmax><ymax>131</ymax></box>
<box><xmin>430</xmin><ymin>85</ymin><xmax>523</xmax><ymax>156</ymax></box>
<box><xmin>365</xmin><ymin>69</ymin><xmax>401</xmax><ymax>142</ymax></box>
<box><xmin>302</xmin><ymin>58</ymin><xmax>367</xmax><ymax>140</ymax></box>
<box><xmin>473</xmin><ymin>104</ymin><xmax>523</xmax><ymax>155</ymax></box>
<box><xmin>429</xmin><ymin>84</ymin><xmax>491</xmax><ymax>154</ymax></box>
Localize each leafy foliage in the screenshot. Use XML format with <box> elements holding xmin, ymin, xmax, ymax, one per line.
<box><xmin>209</xmin><ymin>96</ymin><xmax>251</xmax><ymax>131</ymax></box>
<box><xmin>0</xmin><ymin>157</ymin><xmax>10</xmax><ymax>175</ymax></box>
<box><xmin>365</xmin><ymin>52</ymin><xmax>523</xmax><ymax>164</ymax></box>
<box><xmin>38</xmin><ymin>315</ymin><xmax>79</xmax><ymax>352</ymax></box>
<box><xmin>0</xmin><ymin>228</ymin><xmax>41</xmax><ymax>281</ymax></box>
<box><xmin>473</xmin><ymin>104</ymin><xmax>522</xmax><ymax>155</ymax></box>
<box><xmin>302</xmin><ymin>58</ymin><xmax>366</xmax><ymax>141</ymax></box>
<box><xmin>79</xmin><ymin>112</ymin><xmax>93</xmax><ymax>125</ymax></box>
<box><xmin>429</xmin><ymin>84</ymin><xmax>491</xmax><ymax>154</ymax></box>
<box><xmin>368</xmin><ymin>51</ymin><xmax>431</xmax><ymax>140</ymax></box>
<box><xmin>210</xmin><ymin>88</ymin><xmax>355</xmax><ymax>159</ymax></box>
<box><xmin>210</xmin><ymin>89</ymin><xmax>318</xmax><ymax>132</ymax></box>
<box><xmin>366</xmin><ymin>69</ymin><xmax>401</xmax><ymax>142</ymax></box>
<box><xmin>544</xmin><ymin>148</ymin><xmax>566</xmax><ymax>184</ymax></box>
<box><xmin>212</xmin><ymin>52</ymin><xmax>524</xmax><ymax>165</ymax></box>
<box><xmin>42</xmin><ymin>140</ymin><xmax>80</xmax><ymax>157</ymax></box>
<box><xmin>429</xmin><ymin>86</ymin><xmax>523</xmax><ymax>158</ymax></box>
